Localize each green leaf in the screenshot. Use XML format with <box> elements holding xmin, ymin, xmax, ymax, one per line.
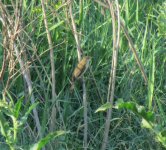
<box><xmin>30</xmin><ymin>130</ymin><xmax>68</xmax><ymax>150</ymax></box>
<box><xmin>141</xmin><ymin>118</ymin><xmax>153</xmax><ymax>129</ymax></box>
<box><xmin>141</xmin><ymin>111</ymin><xmax>155</xmax><ymax>122</ymax></box>
<box><xmin>115</xmin><ymin>100</ymin><xmax>155</xmax><ymax>123</ymax></box>
<box><xmin>19</xmin><ymin>102</ymin><xmax>39</xmax><ymax>126</ymax></box>
<box><xmin>95</xmin><ymin>102</ymin><xmax>112</xmax><ymax>113</ymax></box>
<box><xmin>38</xmin><ymin>21</ymin><xmax>64</xmax><ymax>37</ymax></box>
<box><xmin>79</xmin><ymin>0</ymin><xmax>83</xmax><ymax>25</ymax></box>
<box><xmin>5</xmin><ymin>91</ymin><xmax>14</xmax><ymax>104</ymax></box>
<box><xmin>148</xmin><ymin>47</ymin><xmax>155</xmax><ymax>110</ymax></box>
<box><xmin>156</xmin><ymin>132</ymin><xmax>166</xmax><ymax>147</ymax></box>
<box><xmin>0</xmin><ymin>101</ymin><xmax>13</xmax><ymax>118</ymax></box>
<box><xmin>14</xmin><ymin>96</ymin><xmax>24</xmax><ymax>118</ymax></box>
<box><xmin>116</xmin><ymin>99</ymin><xmax>137</xmax><ymax>113</ymax></box>
<box><xmin>0</xmin><ymin>113</ymin><xmax>9</xmax><ymax>137</ymax></box>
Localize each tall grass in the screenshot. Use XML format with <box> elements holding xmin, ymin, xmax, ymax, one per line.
<box><xmin>0</xmin><ymin>0</ymin><xmax>165</xmax><ymax>149</ymax></box>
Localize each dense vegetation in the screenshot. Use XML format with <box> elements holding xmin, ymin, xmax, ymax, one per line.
<box><xmin>0</xmin><ymin>0</ymin><xmax>165</xmax><ymax>150</ymax></box>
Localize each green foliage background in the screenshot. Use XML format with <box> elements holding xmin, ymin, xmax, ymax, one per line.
<box><xmin>0</xmin><ymin>0</ymin><xmax>166</xmax><ymax>149</ymax></box>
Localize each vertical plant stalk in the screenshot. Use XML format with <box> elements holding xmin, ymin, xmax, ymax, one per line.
<box><xmin>82</xmin><ymin>76</ymin><xmax>88</xmax><ymax>149</ymax></box>
<box><xmin>101</xmin><ymin>0</ymin><xmax>120</xmax><ymax>150</ymax></box>
<box><xmin>119</xmin><ymin>21</ymin><xmax>148</xmax><ymax>84</ymax></box>
<box><xmin>93</xmin><ymin>0</ymin><xmax>148</xmax><ymax>85</ymax></box>
<box><xmin>14</xmin><ymin>43</ymin><xmax>42</xmax><ymax>138</ymax></box>
<box><xmin>41</xmin><ymin>0</ymin><xmax>57</xmax><ymax>132</ymax></box>
<box><xmin>69</xmin><ymin>1</ymin><xmax>82</xmax><ymax>61</ymax></box>
<box><xmin>0</xmin><ymin>26</ymin><xmax>8</xmax><ymax>81</ymax></box>
<box><xmin>148</xmin><ymin>48</ymin><xmax>155</xmax><ymax>110</ymax></box>
<box><xmin>69</xmin><ymin>1</ymin><xmax>88</xmax><ymax>149</ymax></box>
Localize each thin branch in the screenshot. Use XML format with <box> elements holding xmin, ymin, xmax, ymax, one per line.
<box><xmin>120</xmin><ymin>21</ymin><xmax>148</xmax><ymax>84</ymax></box>
<box><xmin>115</xmin><ymin>0</ymin><xmax>120</xmax><ymax>49</ymax></box>
<box><xmin>41</xmin><ymin>0</ymin><xmax>57</xmax><ymax>99</ymax></box>
<box><xmin>69</xmin><ymin>1</ymin><xmax>88</xmax><ymax>150</ymax></box>
<box><xmin>69</xmin><ymin>0</ymin><xmax>82</xmax><ymax>61</ymax></box>
<box><xmin>0</xmin><ymin>26</ymin><xmax>8</xmax><ymax>81</ymax></box>
<box><xmin>41</xmin><ymin>0</ymin><xmax>57</xmax><ymax>133</ymax></box>
<box><xmin>107</xmin><ymin>1</ymin><xmax>117</xmax><ymax>103</ymax></box>
<box><xmin>101</xmin><ymin>0</ymin><xmax>119</xmax><ymax>149</ymax></box>
<box><xmin>82</xmin><ymin>76</ymin><xmax>88</xmax><ymax>149</ymax></box>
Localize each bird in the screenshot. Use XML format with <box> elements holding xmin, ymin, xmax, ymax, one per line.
<box><xmin>70</xmin><ymin>56</ymin><xmax>91</xmax><ymax>91</ymax></box>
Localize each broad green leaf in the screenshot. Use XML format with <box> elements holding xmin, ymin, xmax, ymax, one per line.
<box><xmin>115</xmin><ymin>100</ymin><xmax>155</xmax><ymax>123</ymax></box>
<box><xmin>142</xmin><ymin>111</ymin><xmax>155</xmax><ymax>122</ymax></box>
<box><xmin>95</xmin><ymin>102</ymin><xmax>112</xmax><ymax>113</ymax></box>
<box><xmin>116</xmin><ymin>100</ymin><xmax>137</xmax><ymax>113</ymax></box>
<box><xmin>30</xmin><ymin>130</ymin><xmax>68</xmax><ymax>150</ymax></box>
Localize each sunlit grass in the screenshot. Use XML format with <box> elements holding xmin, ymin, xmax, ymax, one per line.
<box><xmin>0</xmin><ymin>0</ymin><xmax>165</xmax><ymax>149</ymax></box>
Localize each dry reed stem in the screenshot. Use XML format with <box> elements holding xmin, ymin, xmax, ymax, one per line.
<box><xmin>94</xmin><ymin>0</ymin><xmax>148</xmax><ymax>85</ymax></box>
<box><xmin>101</xmin><ymin>0</ymin><xmax>120</xmax><ymax>149</ymax></box>
<box><xmin>0</xmin><ymin>27</ymin><xmax>7</xmax><ymax>81</ymax></box>
<box><xmin>69</xmin><ymin>1</ymin><xmax>88</xmax><ymax>149</ymax></box>
<box><xmin>0</xmin><ymin>1</ymin><xmax>42</xmax><ymax>139</ymax></box>
<box><xmin>41</xmin><ymin>0</ymin><xmax>57</xmax><ymax>134</ymax></box>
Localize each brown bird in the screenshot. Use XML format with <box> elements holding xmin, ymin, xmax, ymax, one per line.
<box><xmin>70</xmin><ymin>56</ymin><xmax>91</xmax><ymax>91</ymax></box>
